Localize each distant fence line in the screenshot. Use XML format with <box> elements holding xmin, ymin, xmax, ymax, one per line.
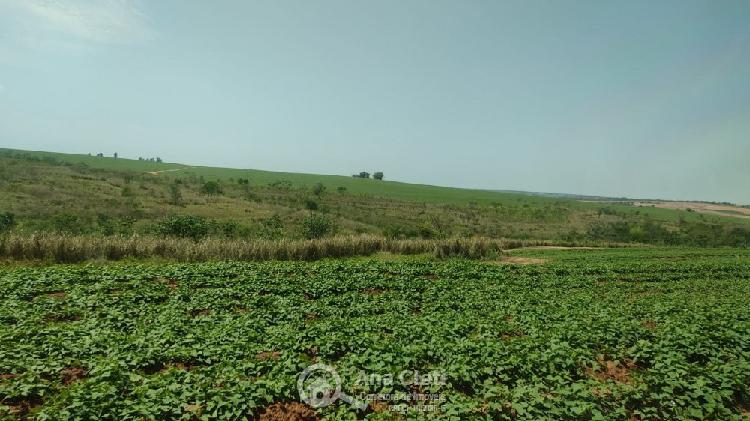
<box><xmin>0</xmin><ymin>234</ymin><xmax>614</xmax><ymax>263</ymax></box>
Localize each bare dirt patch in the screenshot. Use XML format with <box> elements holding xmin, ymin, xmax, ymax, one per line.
<box><xmin>633</xmin><ymin>201</ymin><xmax>750</xmax><ymax>219</ymax></box>
<box><xmin>517</xmin><ymin>246</ymin><xmax>600</xmax><ymax>250</ymax></box>
<box><xmin>257</xmin><ymin>351</ymin><xmax>281</xmax><ymax>361</ymax></box>
<box><xmin>156</xmin><ymin>277</ymin><xmax>179</xmax><ymax>289</ymax></box>
<box><xmin>501</xmin><ymin>332</ymin><xmax>525</xmax><ymax>341</ymax></box>
<box><xmin>490</xmin><ymin>256</ymin><xmax>547</xmax><ymax>265</ymax></box>
<box><xmin>36</xmin><ymin>291</ymin><xmax>67</xmax><ymax>300</ymax></box>
<box><xmin>183</xmin><ymin>404</ymin><xmax>203</xmax><ymax>416</ymax></box>
<box><xmin>190</xmin><ymin>309</ymin><xmax>211</xmax><ymax>317</ymax></box>
<box><xmin>642</xmin><ymin>321</ymin><xmax>657</xmax><ymax>330</ymax></box>
<box><xmin>61</xmin><ymin>367</ymin><xmax>86</xmax><ymax>385</ymax></box>
<box><xmin>259</xmin><ymin>402</ymin><xmax>319</xmax><ymax>421</ymax></box>
<box><xmin>44</xmin><ymin>313</ymin><xmax>82</xmax><ymax>323</ymax></box>
<box><xmin>4</xmin><ymin>396</ymin><xmax>43</xmax><ymax>418</ymax></box>
<box><xmin>369</xmin><ymin>400</ymin><xmax>389</xmax><ymax>413</ymax></box>
<box><xmin>361</xmin><ymin>288</ymin><xmax>385</xmax><ymax>296</ymax></box>
<box><xmin>586</xmin><ymin>357</ymin><xmax>637</xmax><ymax>384</ymax></box>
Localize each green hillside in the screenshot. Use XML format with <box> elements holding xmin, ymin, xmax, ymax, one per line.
<box><xmin>0</xmin><ymin>147</ymin><xmax>563</xmax><ymax>205</ymax></box>
<box><xmin>1</xmin><ymin>147</ymin><xmax>748</xmax><ymax>246</ymax></box>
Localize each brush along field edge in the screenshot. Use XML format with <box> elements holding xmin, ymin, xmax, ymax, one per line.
<box><xmin>0</xmin><ymin>234</ymin><xmax>621</xmax><ymax>262</ymax></box>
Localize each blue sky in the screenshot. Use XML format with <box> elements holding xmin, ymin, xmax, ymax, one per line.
<box><xmin>1</xmin><ymin>0</ymin><xmax>748</xmax><ymax>203</ymax></box>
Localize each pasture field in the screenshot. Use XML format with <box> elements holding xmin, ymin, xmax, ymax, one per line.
<box><xmin>1</xmin><ymin>248</ymin><xmax>749</xmax><ymax>419</ymax></box>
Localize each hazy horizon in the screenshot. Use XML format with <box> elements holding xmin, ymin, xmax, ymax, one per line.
<box><xmin>1</xmin><ymin>0</ymin><xmax>749</xmax><ymax>204</ymax></box>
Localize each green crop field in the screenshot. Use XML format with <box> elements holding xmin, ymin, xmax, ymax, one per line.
<box><xmin>1</xmin><ymin>248</ymin><xmax>749</xmax><ymax>419</ymax></box>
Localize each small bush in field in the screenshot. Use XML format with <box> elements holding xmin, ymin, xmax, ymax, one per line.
<box><xmin>200</xmin><ymin>181</ymin><xmax>222</xmax><ymax>196</ymax></box>
<box><xmin>259</xmin><ymin>215</ymin><xmax>285</xmax><ymax>240</ymax></box>
<box><xmin>300</xmin><ymin>214</ymin><xmax>337</xmax><ymax>239</ymax></box>
<box><xmin>155</xmin><ymin>215</ymin><xmax>210</xmax><ymax>240</ymax></box>
<box><xmin>311</xmin><ymin>182</ymin><xmax>326</xmax><ymax>196</ymax></box>
<box><xmin>0</xmin><ymin>212</ymin><xmax>15</xmax><ymax>232</ymax></box>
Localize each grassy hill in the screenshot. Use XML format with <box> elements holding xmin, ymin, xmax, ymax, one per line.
<box><xmin>1</xmin><ymin>147</ymin><xmax>748</xmax><ymax>247</ymax></box>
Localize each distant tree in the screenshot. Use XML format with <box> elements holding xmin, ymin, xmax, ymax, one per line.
<box><xmin>169</xmin><ymin>182</ymin><xmax>182</xmax><ymax>206</ymax></box>
<box><xmin>200</xmin><ymin>181</ymin><xmax>222</xmax><ymax>196</ymax></box>
<box><xmin>312</xmin><ymin>182</ymin><xmax>326</xmax><ymax>196</ymax></box>
<box><xmin>355</xmin><ymin>172</ymin><xmax>370</xmax><ymax>179</ymax></box>
<box><xmin>114</xmin><ymin>152</ymin><xmax>118</xmax><ymax>159</ymax></box>
<box><xmin>156</xmin><ymin>157</ymin><xmax>162</xmax><ymax>163</ymax></box>
<box><xmin>373</xmin><ymin>172</ymin><xmax>384</xmax><ymax>180</ymax></box>
<box><xmin>96</xmin><ymin>153</ymin><xmax>103</xmax><ymax>157</ymax></box>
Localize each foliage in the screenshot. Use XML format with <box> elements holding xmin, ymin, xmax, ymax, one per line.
<box><xmin>300</xmin><ymin>214</ymin><xmax>337</xmax><ymax>239</ymax></box>
<box><xmin>0</xmin><ymin>212</ymin><xmax>15</xmax><ymax>233</ymax></box>
<box><xmin>258</xmin><ymin>215</ymin><xmax>285</xmax><ymax>240</ymax></box>
<box><xmin>168</xmin><ymin>182</ymin><xmax>182</xmax><ymax>206</ymax></box>
<box><xmin>311</xmin><ymin>183</ymin><xmax>326</xmax><ymax>196</ymax></box>
<box><xmin>0</xmin><ymin>248</ymin><xmax>749</xmax><ymax>419</ymax></box>
<box><xmin>200</xmin><ymin>181</ymin><xmax>222</xmax><ymax>196</ymax></box>
<box><xmin>373</xmin><ymin>171</ymin><xmax>384</xmax><ymax>180</ymax></box>
<box><xmin>154</xmin><ymin>215</ymin><xmax>210</xmax><ymax>241</ymax></box>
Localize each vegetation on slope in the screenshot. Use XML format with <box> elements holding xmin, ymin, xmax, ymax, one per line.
<box><xmin>1</xmin><ymin>148</ymin><xmax>749</xmax><ymax>251</ymax></box>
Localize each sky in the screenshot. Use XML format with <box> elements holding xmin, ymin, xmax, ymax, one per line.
<box><xmin>1</xmin><ymin>0</ymin><xmax>749</xmax><ymax>204</ymax></box>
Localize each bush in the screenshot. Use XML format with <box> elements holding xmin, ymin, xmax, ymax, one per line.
<box><xmin>300</xmin><ymin>214</ymin><xmax>337</xmax><ymax>239</ymax></box>
<box><xmin>259</xmin><ymin>215</ymin><xmax>285</xmax><ymax>240</ymax></box>
<box><xmin>52</xmin><ymin>214</ymin><xmax>86</xmax><ymax>234</ymax></box>
<box><xmin>305</xmin><ymin>199</ymin><xmax>319</xmax><ymax>211</ymax></box>
<box><xmin>169</xmin><ymin>183</ymin><xmax>182</xmax><ymax>205</ymax></box>
<box><xmin>0</xmin><ymin>212</ymin><xmax>15</xmax><ymax>232</ymax></box>
<box><xmin>373</xmin><ymin>172</ymin><xmax>384</xmax><ymax>180</ymax></box>
<box><xmin>155</xmin><ymin>215</ymin><xmax>210</xmax><ymax>241</ymax></box>
<box><xmin>200</xmin><ymin>181</ymin><xmax>222</xmax><ymax>196</ymax></box>
<box><xmin>311</xmin><ymin>183</ymin><xmax>326</xmax><ymax>196</ymax></box>
<box><xmin>215</xmin><ymin>220</ymin><xmax>242</xmax><ymax>238</ymax></box>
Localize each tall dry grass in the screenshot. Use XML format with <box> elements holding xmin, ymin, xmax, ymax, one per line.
<box><xmin>0</xmin><ymin>233</ymin><xmax>605</xmax><ymax>263</ymax></box>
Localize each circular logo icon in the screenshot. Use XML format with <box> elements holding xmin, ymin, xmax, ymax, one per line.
<box><xmin>297</xmin><ymin>363</ymin><xmax>342</xmax><ymax>408</ymax></box>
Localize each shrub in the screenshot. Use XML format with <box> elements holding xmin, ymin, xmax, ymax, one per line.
<box><xmin>373</xmin><ymin>172</ymin><xmax>384</xmax><ymax>180</ymax></box>
<box><xmin>305</xmin><ymin>199</ymin><xmax>319</xmax><ymax>211</ymax></box>
<box><xmin>0</xmin><ymin>212</ymin><xmax>15</xmax><ymax>232</ymax></box>
<box><xmin>52</xmin><ymin>214</ymin><xmax>85</xmax><ymax>234</ymax></box>
<box><xmin>155</xmin><ymin>215</ymin><xmax>210</xmax><ymax>241</ymax></box>
<box><xmin>215</xmin><ymin>220</ymin><xmax>242</xmax><ymax>238</ymax></box>
<box><xmin>259</xmin><ymin>215</ymin><xmax>285</xmax><ymax>240</ymax></box>
<box><xmin>167</xmin><ymin>183</ymin><xmax>182</xmax><ymax>206</ymax></box>
<box><xmin>300</xmin><ymin>214</ymin><xmax>337</xmax><ymax>239</ymax></box>
<box><xmin>200</xmin><ymin>181</ymin><xmax>222</xmax><ymax>195</ymax></box>
<box><xmin>312</xmin><ymin>182</ymin><xmax>326</xmax><ymax>196</ymax></box>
